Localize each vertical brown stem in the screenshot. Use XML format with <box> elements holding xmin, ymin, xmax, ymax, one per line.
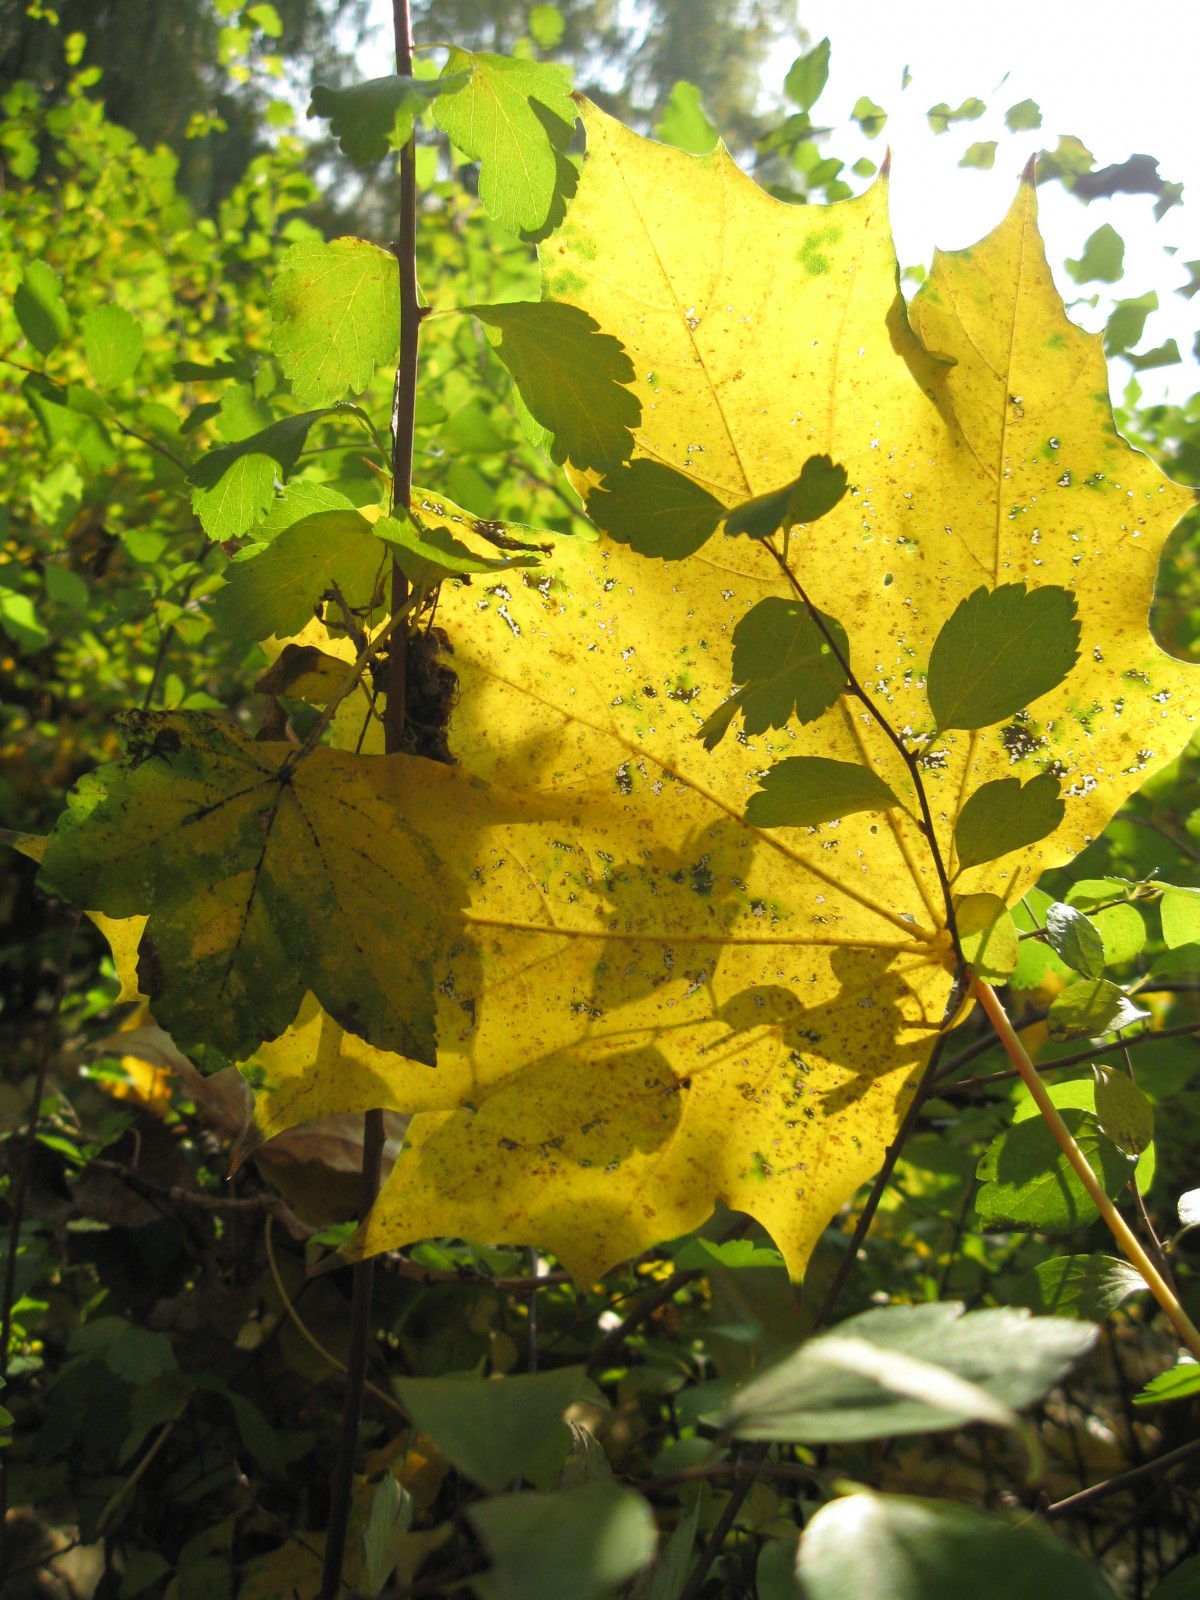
<box><xmin>319</xmin><ymin>5</ymin><xmax>421</xmax><ymax>1593</ymax></box>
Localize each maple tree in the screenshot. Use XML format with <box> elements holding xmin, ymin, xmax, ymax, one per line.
<box><xmin>6</xmin><ymin>9</ymin><xmax>1200</xmax><ymax>1597</ymax></box>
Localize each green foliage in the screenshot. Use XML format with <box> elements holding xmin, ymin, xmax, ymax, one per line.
<box><xmin>745</xmin><ymin>756</ymin><xmax>899</xmax><ymax>828</ymax></box>
<box><xmin>925</xmin><ymin>582</ymin><xmax>1081</xmax><ymax>732</ymax></box>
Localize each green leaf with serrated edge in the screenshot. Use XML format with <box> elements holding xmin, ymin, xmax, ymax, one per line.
<box><xmin>723</xmin><ymin>1304</ymin><xmax>1095</xmax><ymax>1443</ymax></box>
<box><xmin>1134</xmin><ymin>1364</ymin><xmax>1200</xmax><ymax>1406</ymax></box>
<box><xmin>588</xmin><ymin>459</ymin><xmax>723</xmax><ymax>559</ymax></box>
<box><xmin>469</xmin><ymin>302</ymin><xmax>638</xmax><ymax>475</ymax></box>
<box><xmin>37</xmin><ymin>712</ymin><xmax>444</xmax><ymax>1063</ymax></box>
<box><xmin>793</xmin><ymin>1494</ymin><xmax>1122</xmax><ymax>1600</ymax></box>
<box><xmin>391</xmin><ymin>1368</ymin><xmax>602</xmax><ymax>1494</ymax></box>
<box><xmin>926</xmin><ymin>582</ymin><xmax>1081</xmax><ymax>731</ymax></box>
<box><xmin>1093</xmin><ymin>1066</ymin><xmax>1153</xmax><ymax>1155</ymax></box>
<box><xmin>724</xmin><ymin>455</ymin><xmax>848</xmax><ymax>540</ymax></box>
<box><xmin>308</xmin><ymin>73</ymin><xmax>469</xmax><ymax>164</ymax></box>
<box><xmin>81</xmin><ymin>305</ymin><xmax>144</xmax><ymax>391</ymax></box>
<box><xmin>250</xmin><ymin>480</ymin><xmax>357</xmax><ymax>548</ymax></box>
<box><xmin>655</xmin><ymin>81</ymin><xmax>719</xmax><ymax>155</ymax></box>
<box><xmin>468</xmin><ymin>1482</ymin><xmax>655</xmax><ymax>1600</ymax></box>
<box><xmin>14</xmin><ymin>260</ymin><xmax>69</xmax><ymax>356</ymax></box>
<box><xmin>956</xmin><ymin>894</ymin><xmax>1019</xmax><ymax>981</ymax></box>
<box><xmin>1047</xmin><ymin>978</ymin><xmax>1149</xmax><ymax>1040</ymax></box>
<box><xmin>1065</xmin><ymin>876</ymin><xmax>1138</xmax><ymax>910</ymax></box>
<box><xmin>1161</xmin><ymin>888</ymin><xmax>1200</xmax><ymax>949</ymax></box>
<box><xmin>433</xmin><ymin>50</ymin><xmax>577</xmax><ymax>235</ymax></box>
<box><xmin>271</xmin><ymin>237</ymin><xmax>399</xmax><ymax>405</ymax></box>
<box><xmin>1045</xmin><ymin>902</ymin><xmax>1106</xmax><ymax>979</ymax></box>
<box><xmin>1005</xmin><ymin>98</ymin><xmax>1042</xmax><ymax>131</ymax></box>
<box><xmin>1066</xmin><ymin>223</ymin><xmax>1125</xmax><ymax>285</ymax></box>
<box><xmin>211</xmin><ymin>509</ymin><xmax>385</xmax><ymax>642</ymax></box>
<box><xmin>745</xmin><ymin>757</ymin><xmax>899</xmax><ymax>829</ymax></box>
<box><xmin>672</xmin><ymin>1238</ymin><xmax>786</xmax><ymax>1271</ymax></box>
<box><xmin>975</xmin><ymin>1109</ymin><xmax>1136</xmax><ymax>1233</ymax></box>
<box><xmin>1090</xmin><ymin>903</ymin><xmax>1146</xmax><ymax>966</ymax></box>
<box><xmin>188</xmin><ymin>411</ymin><xmax>334</xmax><ymax>540</ymax></box>
<box><xmin>784</xmin><ymin>38</ymin><xmax>830</xmax><ymax>112</ymax></box>
<box><xmin>1012</xmin><ymin>1255</ymin><xmax>1146</xmax><ymax>1320</ymax></box>
<box><xmin>954</xmin><ymin>770</ymin><xmax>1064</xmax><ymax>871</ymax></box>
<box><xmin>374</xmin><ymin>510</ymin><xmax>542</xmax><ymax>588</ymax></box>
<box><xmin>699</xmin><ymin>598</ymin><xmax>848</xmax><ymax>750</ymax></box>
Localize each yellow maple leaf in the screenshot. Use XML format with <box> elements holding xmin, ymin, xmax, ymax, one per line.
<box><xmin>241</xmin><ymin>104</ymin><xmax>1195</xmax><ymax>1286</ymax></box>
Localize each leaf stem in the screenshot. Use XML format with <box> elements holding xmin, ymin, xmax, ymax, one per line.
<box><xmin>972</xmin><ymin>978</ymin><xmax>1200</xmax><ymax>1361</ymax></box>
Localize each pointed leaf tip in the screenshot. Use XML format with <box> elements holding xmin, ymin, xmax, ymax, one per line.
<box><xmin>879</xmin><ymin>147</ymin><xmax>893</xmax><ymax>180</ymax></box>
<box><xmin>1021</xmin><ymin>153</ymin><xmax>1037</xmax><ymax>185</ymax></box>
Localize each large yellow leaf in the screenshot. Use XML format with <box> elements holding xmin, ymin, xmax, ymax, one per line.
<box><xmin>247</xmin><ymin>104</ymin><xmax>1196</xmax><ymax>1285</ymax></box>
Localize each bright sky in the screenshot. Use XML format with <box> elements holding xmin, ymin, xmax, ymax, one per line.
<box><xmin>361</xmin><ymin>0</ymin><xmax>1199</xmax><ymax>405</ymax></box>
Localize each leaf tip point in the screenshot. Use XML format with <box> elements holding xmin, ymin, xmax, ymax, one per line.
<box><xmin>879</xmin><ymin>147</ymin><xmax>892</xmax><ymax>181</ymax></box>
<box><xmin>1020</xmin><ymin>153</ymin><xmax>1037</xmax><ymax>186</ymax></box>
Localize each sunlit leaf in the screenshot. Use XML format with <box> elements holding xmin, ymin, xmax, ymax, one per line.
<box><xmin>698</xmin><ymin>598</ymin><xmax>849</xmax><ymax>749</ymax></box>
<box><xmin>188</xmin><ymin>411</ymin><xmax>334</xmax><ymax>539</ymax></box>
<box><xmin>1093</xmin><ymin>1064</ymin><xmax>1153</xmax><ymax>1155</ymax></box>
<box><xmin>746</xmin><ymin>757</ymin><xmax>900</xmax><ymax>828</ymax></box>
<box><xmin>14</xmin><ymin>259</ymin><xmax>69</xmax><ymax>356</ymax></box>
<box><xmin>955</xmin><ymin>894</ymin><xmax>1018</xmax><ymax>981</ymax></box>
<box><xmin>1066</xmin><ymin>224</ymin><xmax>1125</xmax><ymax>285</ymax></box>
<box><xmin>210</xmin><ymin>508</ymin><xmax>386</xmax><ymax>641</ymax></box>
<box><xmin>81</xmin><ymin>304</ymin><xmax>144</xmax><ymax>391</ymax></box>
<box><xmin>1047</xmin><ymin>979</ymin><xmax>1149</xmax><ymax>1040</ymax></box>
<box><xmin>1044</xmin><ymin>901</ymin><xmax>1106</xmax><ymax>979</ymax></box>
<box><xmin>271</xmin><ymin>237</ymin><xmax>399</xmax><ymax>405</ymax></box>
<box><xmin>308</xmin><ymin>73</ymin><xmax>467</xmax><ymax>164</ymax></box>
<box><xmin>783</xmin><ymin>39</ymin><xmax>830</xmax><ymax>113</ymax></box>
<box><xmin>976</xmin><ymin>1109</ymin><xmax>1136</xmax><ymax>1231</ymax></box>
<box><xmin>1012</xmin><ymin>1254</ymin><xmax>1146</xmax><ymax>1320</ymax></box>
<box><xmin>655</xmin><ymin>81</ymin><xmax>718</xmax><ymax>155</ymax></box>
<box><xmin>953</xmin><ymin>772</ymin><xmax>1064</xmax><ymax>871</ymax></box>
<box><xmin>926</xmin><ymin>583</ymin><xmax>1080</xmax><ymax>732</ymax></box>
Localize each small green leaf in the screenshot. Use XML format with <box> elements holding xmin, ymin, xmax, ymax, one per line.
<box><xmin>1066</xmin><ymin>224</ymin><xmax>1125</xmax><ymax>285</ymax></box>
<box><xmin>471</xmin><ymin>302</ymin><xmax>638</xmax><ymax>476</ymax></box>
<box><xmin>374</xmin><ymin>508</ymin><xmax>542</xmax><ymax>589</ymax></box>
<box><xmin>672</xmin><ymin>1237</ymin><xmax>786</xmax><ymax>1271</ymax></box>
<box><xmin>188</xmin><ymin>411</ymin><xmax>333</xmax><ymax>540</ymax></box>
<box><xmin>723</xmin><ymin>455</ymin><xmax>848</xmax><ymax>540</ymax></box>
<box><xmin>699</xmin><ymin>598</ymin><xmax>848</xmax><ymax>748</ymax></box>
<box><xmin>1012</xmin><ymin>1254</ymin><xmax>1146</xmax><ymax>1320</ymax></box>
<box><xmin>783</xmin><ymin>39</ymin><xmax>831</xmax><ymax>112</ymax></box>
<box><xmin>655</xmin><ymin>81</ymin><xmax>719</xmax><ymax>155</ymax></box>
<box><xmin>1090</xmin><ymin>902</ymin><xmax>1146</xmax><ymax>966</ymax></box>
<box><xmin>433</xmin><ymin>50</ymin><xmax>577</xmax><ymax>235</ymax></box>
<box><xmin>927</xmin><ymin>97</ymin><xmax>986</xmax><ymax>134</ymax></box>
<box><xmin>1044</xmin><ymin>902</ymin><xmax>1106</xmax><ymax>979</ymax></box>
<box><xmin>467</xmin><ymin>1481</ymin><xmax>655</xmax><ymax>1600</ymax></box>
<box><xmin>1093</xmin><ymin>1066</ymin><xmax>1154</xmax><ymax>1156</ymax></box>
<box><xmin>1161</xmin><ymin>888</ymin><xmax>1200</xmax><ymax>949</ymax></box>
<box><xmin>529</xmin><ymin>6</ymin><xmax>565</xmax><ymax>49</ymax></box>
<box><xmin>954</xmin><ymin>771</ymin><xmax>1064</xmax><ymax>870</ymax></box>
<box><xmin>1065</xmin><ymin>877</ymin><xmax>1138</xmax><ymax>911</ymax></box>
<box><xmin>271</xmin><ymin>237</ymin><xmax>399</xmax><ymax>405</ymax></box>
<box><xmin>746</xmin><ymin>757</ymin><xmax>900</xmax><ymax>829</ymax></box>
<box><xmin>955</xmin><ymin>894</ymin><xmax>1019</xmax><ymax>981</ymax></box>
<box><xmin>851</xmin><ymin>95</ymin><xmax>886</xmax><ymax>138</ymax></box>
<box><xmin>975</xmin><ymin>1109</ymin><xmax>1137</xmax><ymax>1232</ymax></box>
<box><xmin>1105</xmin><ymin>291</ymin><xmax>1157</xmax><ymax>358</ymax></box>
<box><xmin>14</xmin><ymin>260</ymin><xmax>69</xmax><ymax>357</ymax></box>
<box><xmin>308</xmin><ymin>74</ymin><xmax>467</xmax><ymax>164</ymax></box>
<box><xmin>959</xmin><ymin>141</ymin><xmax>997</xmax><ymax>171</ymax></box>
<box><xmin>81</xmin><ymin>305</ymin><xmax>144</xmax><ymax>391</ymax></box>
<box><xmin>641</xmin><ymin>1498</ymin><xmax>701</xmax><ymax>1600</ymax></box>
<box><xmin>1047</xmin><ymin>979</ymin><xmax>1149</xmax><ymax>1040</ymax></box>
<box><xmin>926</xmin><ymin>582</ymin><xmax>1081</xmax><ymax>731</ymax></box>
<box><xmin>1134</xmin><ymin>1363</ymin><xmax>1200</xmax><ymax>1406</ymax></box>
<box><xmin>1005</xmin><ymin>99</ymin><xmax>1043</xmax><ymax>131</ymax></box>
<box><xmin>589</xmin><ymin>460</ymin><xmax>723</xmax><ymax>559</ymax></box>
<box><xmin>361</xmin><ymin>1475</ymin><xmax>412</xmax><ymax>1597</ymax></box>
<box><xmin>211</xmin><ymin>509</ymin><xmax>384</xmax><ymax>642</ymax></box>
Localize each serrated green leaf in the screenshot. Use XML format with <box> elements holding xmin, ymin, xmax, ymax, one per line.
<box><xmin>271</xmin><ymin>237</ymin><xmax>399</xmax><ymax>405</ymax></box>
<box><xmin>588</xmin><ymin>459</ymin><xmax>723</xmax><ymax>559</ymax></box>
<box><xmin>954</xmin><ymin>771</ymin><xmax>1064</xmax><ymax>871</ymax></box>
<box><xmin>211</xmin><ymin>509</ymin><xmax>384</xmax><ymax>641</ymax></box>
<box><xmin>1012</xmin><ymin>1254</ymin><xmax>1146</xmax><ymax>1320</ymax></box>
<box><xmin>14</xmin><ymin>260</ymin><xmax>69</xmax><ymax>356</ymax></box>
<box><xmin>956</xmin><ymin>894</ymin><xmax>1019</xmax><ymax>981</ymax></box>
<box><xmin>81</xmin><ymin>304</ymin><xmax>144</xmax><ymax>391</ymax></box>
<box><xmin>470</xmin><ymin>301</ymin><xmax>638</xmax><ymax>474</ymax></box>
<box><xmin>38</xmin><ymin>711</ymin><xmax>443</xmax><ymax>1063</ymax></box>
<box><xmin>1047</xmin><ymin>978</ymin><xmax>1149</xmax><ymax>1040</ymax></box>
<box><xmin>308</xmin><ymin>73</ymin><xmax>467</xmax><ymax>164</ymax></box>
<box><xmin>655</xmin><ymin>81</ymin><xmax>718</xmax><ymax>156</ymax></box>
<box><xmin>1005</xmin><ymin>99</ymin><xmax>1042</xmax><ymax>131</ymax></box>
<box><xmin>784</xmin><ymin>39</ymin><xmax>830</xmax><ymax>112</ymax></box>
<box><xmin>1134</xmin><ymin>1363</ymin><xmax>1200</xmax><ymax>1406</ymax></box>
<box><xmin>1045</xmin><ymin>901</ymin><xmax>1106</xmax><ymax>979</ymax></box>
<box><xmin>1093</xmin><ymin>1065</ymin><xmax>1154</xmax><ymax>1155</ymax></box>
<box><xmin>927</xmin><ymin>582</ymin><xmax>1081</xmax><ymax>732</ymax></box>
<box><xmin>745</xmin><ymin>757</ymin><xmax>900</xmax><ymax>829</ymax></box>
<box><xmin>975</xmin><ymin>1109</ymin><xmax>1136</xmax><ymax>1232</ymax></box>
<box><xmin>1090</xmin><ymin>902</ymin><xmax>1146</xmax><ymax>965</ymax></box>
<box><xmin>375</xmin><ymin>509</ymin><xmax>541</xmax><ymax>588</ymax></box>
<box><xmin>1066</xmin><ymin>224</ymin><xmax>1125</xmax><ymax>285</ymax></box>
<box><xmin>698</xmin><ymin>598</ymin><xmax>849</xmax><ymax>749</ymax></box>
<box><xmin>433</xmin><ymin>50</ymin><xmax>577</xmax><ymax>235</ymax></box>
<box><xmin>188</xmin><ymin>411</ymin><xmax>333</xmax><ymax>539</ymax></box>
<box><xmin>723</xmin><ymin>455</ymin><xmax>848</xmax><ymax>540</ymax></box>
<box><xmin>672</xmin><ymin>1237</ymin><xmax>785</xmax><ymax>1271</ymax></box>
<box><xmin>1161</xmin><ymin>888</ymin><xmax>1200</xmax><ymax>949</ymax></box>
<box><xmin>1065</xmin><ymin>876</ymin><xmax>1138</xmax><ymax>911</ymax></box>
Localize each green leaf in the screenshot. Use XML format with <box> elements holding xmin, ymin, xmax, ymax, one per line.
<box><xmin>927</xmin><ymin>97</ymin><xmax>986</xmax><ymax>134</ymax></box>
<box><xmin>589</xmin><ymin>460</ymin><xmax>723</xmax><ymax>559</ymax></box>
<box><xmin>955</xmin><ymin>894</ymin><xmax>1019</xmax><ymax>981</ymax></box>
<box><xmin>188</xmin><ymin>411</ymin><xmax>333</xmax><ymax>540</ymax></box>
<box><xmin>1012</xmin><ymin>1254</ymin><xmax>1146</xmax><ymax>1320</ymax></box>
<box><xmin>14</xmin><ymin>260</ymin><xmax>69</xmax><ymax>357</ymax></box>
<box><xmin>1065</xmin><ymin>876</ymin><xmax>1138</xmax><ymax>910</ymax></box>
<box><xmin>1066</xmin><ymin>224</ymin><xmax>1125</xmax><ymax>285</ymax></box>
<box><xmin>1127</xmin><ymin>339</ymin><xmax>1181</xmax><ymax>373</ymax></box>
<box><xmin>1134</xmin><ymin>1363</ymin><xmax>1200</xmax><ymax>1406</ymax></box>
<box><xmin>926</xmin><ymin>582</ymin><xmax>1081</xmax><ymax>732</ymax></box>
<box><xmin>391</xmin><ymin>1367</ymin><xmax>603</xmax><ymax>1493</ymax></box>
<box><xmin>784</xmin><ymin>39</ymin><xmax>831</xmax><ymax>112</ymax></box>
<box><xmin>1090</xmin><ymin>902</ymin><xmax>1146</xmax><ymax>965</ymax></box>
<box><xmin>433</xmin><ymin>50</ymin><xmax>577</xmax><ymax>235</ymax></box>
<box><xmin>471</xmin><ymin>302</ymin><xmax>638</xmax><ymax>474</ymax></box>
<box><xmin>793</xmin><ymin>1493</ymin><xmax>1121</xmax><ymax>1600</ymax></box>
<box><xmin>698</xmin><ymin>598</ymin><xmax>849</xmax><ymax>749</ymax></box>
<box><xmin>81</xmin><ymin>305</ymin><xmax>144</xmax><ymax>391</ymax></box>
<box><xmin>1044</xmin><ymin>902</ymin><xmax>1106</xmax><ymax>979</ymax></box>
<box><xmin>851</xmin><ymin>95</ymin><xmax>886</xmax><ymax>138</ymax></box>
<box><xmin>361</xmin><ymin>1475</ymin><xmax>412</xmax><ymax>1596</ymax></box>
<box><xmin>954</xmin><ymin>771</ymin><xmax>1064</xmax><ymax>870</ymax></box>
<box><xmin>975</xmin><ymin>1109</ymin><xmax>1137</xmax><ymax>1232</ymax></box>
<box><xmin>745</xmin><ymin>757</ymin><xmax>900</xmax><ymax>829</ymax></box>
<box><xmin>1094</xmin><ymin>1065</ymin><xmax>1154</xmax><ymax>1155</ymax></box>
<box><xmin>468</xmin><ymin>1481</ymin><xmax>655</xmax><ymax>1600</ymax></box>
<box><xmin>723</xmin><ymin>1303</ymin><xmax>1094</xmax><ymax>1443</ymax></box>
<box><xmin>1161</xmin><ymin>888</ymin><xmax>1200</xmax><ymax>949</ymax></box>
<box><xmin>723</xmin><ymin>455</ymin><xmax>848</xmax><ymax>540</ymax></box>
<box><xmin>374</xmin><ymin>508</ymin><xmax>542</xmax><ymax>589</ymax></box>
<box><xmin>38</xmin><ymin>711</ymin><xmax>443</xmax><ymax>1063</ymax></box>
<box><xmin>640</xmin><ymin>1497</ymin><xmax>701</xmax><ymax>1600</ymax></box>
<box><xmin>529</xmin><ymin>6</ymin><xmax>564</xmax><ymax>49</ymax></box>
<box><xmin>252</xmin><ymin>479</ymin><xmax>358</xmax><ymax>546</ymax></box>
<box><xmin>211</xmin><ymin>509</ymin><xmax>384</xmax><ymax>642</ymax></box>
<box><xmin>1005</xmin><ymin>99</ymin><xmax>1043</xmax><ymax>131</ymax></box>
<box><xmin>959</xmin><ymin>142</ymin><xmax>997</xmax><ymax>171</ymax></box>
<box><xmin>1105</xmin><ymin>290</ymin><xmax>1157</xmax><ymax>358</ymax></box>
<box><xmin>1047</xmin><ymin>978</ymin><xmax>1149</xmax><ymax>1040</ymax></box>
<box><xmin>1150</xmin><ymin>1556</ymin><xmax>1200</xmax><ymax>1599</ymax></box>
<box><xmin>672</xmin><ymin>1237</ymin><xmax>786</xmax><ymax>1271</ymax></box>
<box><xmin>308</xmin><ymin>73</ymin><xmax>467</xmax><ymax>164</ymax></box>
<box><xmin>756</xmin><ymin>1539</ymin><xmax>801</xmax><ymax>1600</ymax></box>
<box><xmin>655</xmin><ymin>81</ymin><xmax>718</xmax><ymax>155</ymax></box>
<box><xmin>271</xmin><ymin>237</ymin><xmax>399</xmax><ymax>406</ymax></box>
